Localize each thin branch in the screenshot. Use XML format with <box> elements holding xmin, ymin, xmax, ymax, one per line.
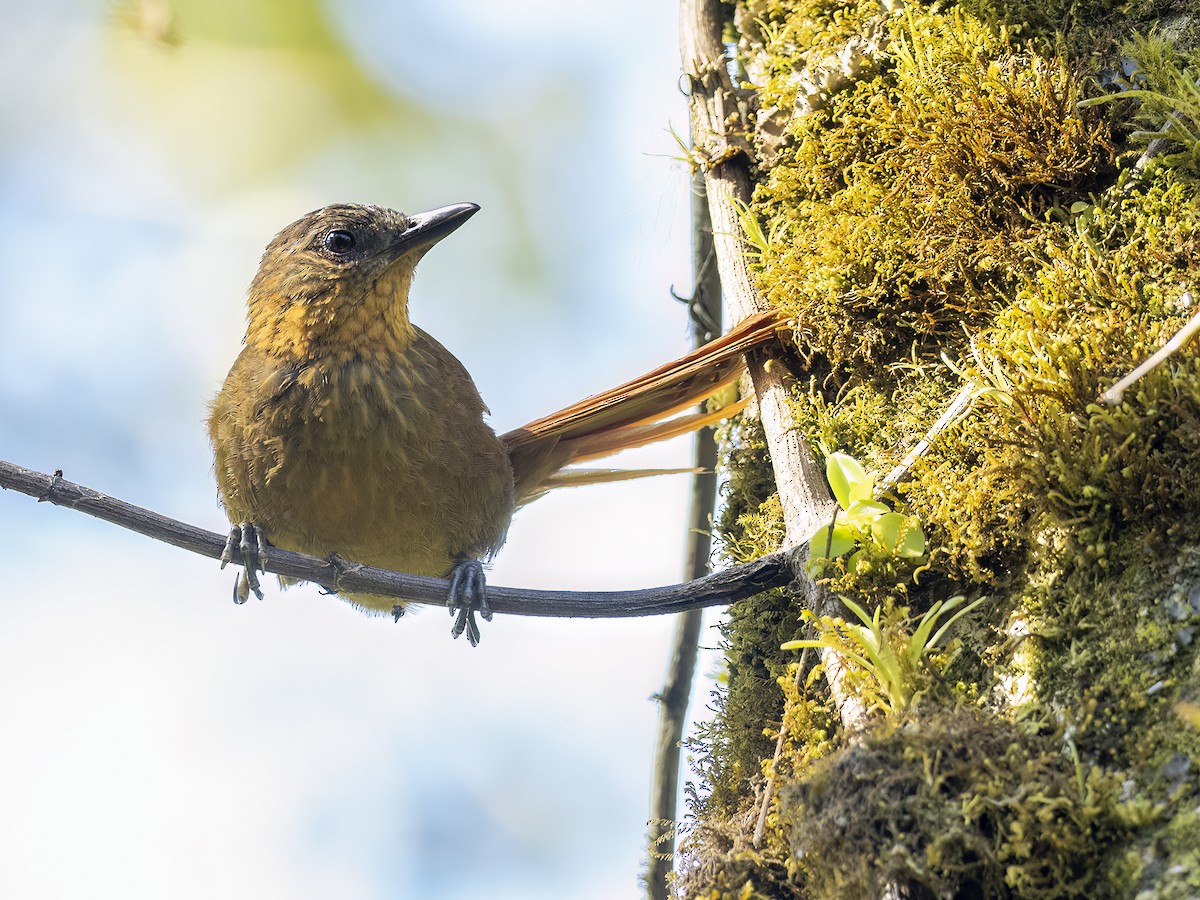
<box><xmin>681</xmin><ymin>0</ymin><xmax>834</xmax><ymax>548</ymax></box>
<box><xmin>879</xmin><ymin>385</ymin><xmax>975</xmax><ymax>492</ymax></box>
<box><xmin>646</xmin><ymin>166</ymin><xmax>723</xmax><ymax>900</ymax></box>
<box><xmin>0</xmin><ymin>458</ymin><xmax>797</xmax><ymax>617</ymax></box>
<box><xmin>1102</xmin><ymin>294</ymin><xmax>1200</xmax><ymax>405</ymax></box>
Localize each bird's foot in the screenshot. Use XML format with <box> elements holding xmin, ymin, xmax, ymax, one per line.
<box><xmin>447</xmin><ymin>558</ymin><xmax>490</xmax><ymax>647</ymax></box>
<box><xmin>220</xmin><ymin>522</ymin><xmax>268</xmax><ymax>603</ymax></box>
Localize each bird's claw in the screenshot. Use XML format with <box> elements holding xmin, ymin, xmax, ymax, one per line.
<box><xmin>221</xmin><ymin>523</ymin><xmax>267</xmax><ymax>604</ymax></box>
<box><xmin>447</xmin><ymin>558</ymin><xmax>490</xmax><ymax>647</ymax></box>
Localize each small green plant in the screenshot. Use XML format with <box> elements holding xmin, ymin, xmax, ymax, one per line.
<box><xmin>730</xmin><ymin>195</ymin><xmax>790</xmax><ymax>258</ymax></box>
<box><xmin>782</xmin><ymin>595</ymin><xmax>985</xmax><ymax>713</ymax></box>
<box><xmin>809</xmin><ymin>452</ymin><xmax>927</xmax><ymax>572</ymax></box>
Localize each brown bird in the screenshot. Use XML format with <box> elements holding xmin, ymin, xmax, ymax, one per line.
<box><xmin>208</xmin><ymin>203</ymin><xmax>782</xmax><ymax>644</ymax></box>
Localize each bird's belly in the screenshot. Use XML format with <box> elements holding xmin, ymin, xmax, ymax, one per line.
<box><xmin>272</xmin><ymin>448</ymin><xmax>460</xmax><ymax>576</ymax></box>
<box><xmin>218</xmin><ymin>418</ymin><xmax>511</xmax><ymax>608</ymax></box>
<box><xmin>262</xmin><ymin>427</ymin><xmax>512</xmax><ymax>580</ymax></box>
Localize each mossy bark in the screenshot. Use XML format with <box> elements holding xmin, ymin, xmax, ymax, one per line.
<box><xmin>676</xmin><ymin>1</ymin><xmax>1200</xmax><ymax>897</ymax></box>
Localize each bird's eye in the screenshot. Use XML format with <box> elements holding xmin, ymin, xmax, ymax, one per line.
<box><xmin>323</xmin><ymin>230</ymin><xmax>356</xmax><ymax>255</ymax></box>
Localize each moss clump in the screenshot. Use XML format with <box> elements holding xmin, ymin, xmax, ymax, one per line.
<box><xmin>949</xmin><ymin>183</ymin><xmax>1200</xmax><ymax>555</ymax></box>
<box><xmin>753</xmin><ymin>9</ymin><xmax>1116</xmax><ymax>372</ymax></box>
<box><xmin>784</xmin><ymin>706</ymin><xmax>1141</xmax><ymax>899</ymax></box>
<box><xmin>672</xmin><ymin>809</ymin><xmax>804</xmax><ymax>900</ymax></box>
<box><xmin>955</xmin><ymin>0</ymin><xmax>1179</xmax><ymax>51</ymax></box>
<box><xmin>889</xmin><ymin>174</ymin><xmax>1200</xmax><ymax>587</ymax></box>
<box><xmin>676</xmin><ymin>659</ymin><xmax>837</xmax><ymax>900</ymax></box>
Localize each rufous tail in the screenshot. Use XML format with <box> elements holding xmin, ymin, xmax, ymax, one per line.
<box><xmin>501</xmin><ymin>310</ymin><xmax>786</xmax><ymax>505</ymax></box>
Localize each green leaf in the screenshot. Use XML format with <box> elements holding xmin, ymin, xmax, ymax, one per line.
<box><xmin>848</xmin><ymin>471</ymin><xmax>877</xmax><ymax>506</ymax></box>
<box><xmin>908</xmin><ymin>598</ymin><xmax>950</xmax><ymax>666</ymax></box>
<box><xmin>896</xmin><ymin>518</ymin><xmax>927</xmax><ymax>558</ymax></box>
<box><xmin>844</xmin><ymin>500</ymin><xmax>891</xmax><ymax>525</ymax></box>
<box><xmin>781</xmin><ymin>639</ymin><xmax>874</xmax><ymax>672</ymax></box>
<box><xmin>927</xmin><ymin>596</ymin><xmax>987</xmax><ymax>650</ymax></box>
<box><xmin>871</xmin><ymin>512</ymin><xmax>908</xmax><ymax>551</ymax></box>
<box><xmin>826</xmin><ymin>452</ymin><xmax>867</xmax><ymax>509</ymax></box>
<box><xmin>810</xmin><ymin>523</ymin><xmax>855</xmax><ymax>559</ymax></box>
<box><xmin>840</xmin><ymin>597</ymin><xmax>875</xmax><ymax>629</ymax></box>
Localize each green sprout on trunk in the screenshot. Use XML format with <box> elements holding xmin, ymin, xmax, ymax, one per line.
<box><xmin>783</xmin><ymin>595</ymin><xmax>985</xmax><ymax>714</ymax></box>
<box><xmin>809</xmin><ymin>452</ymin><xmax>927</xmax><ymax>573</ymax></box>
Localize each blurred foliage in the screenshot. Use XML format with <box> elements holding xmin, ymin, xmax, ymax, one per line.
<box><xmin>107</xmin><ymin>0</ymin><xmax>443</xmax><ymax>187</ymax></box>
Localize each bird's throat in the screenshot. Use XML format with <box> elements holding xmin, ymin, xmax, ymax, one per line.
<box><xmin>244</xmin><ymin>261</ymin><xmax>418</xmax><ymax>362</ymax></box>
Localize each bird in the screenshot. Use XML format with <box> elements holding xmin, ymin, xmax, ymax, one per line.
<box><xmin>208</xmin><ymin>202</ymin><xmax>783</xmax><ymax>645</ymax></box>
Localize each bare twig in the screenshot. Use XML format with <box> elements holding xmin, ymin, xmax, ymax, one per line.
<box><xmin>0</xmin><ymin>458</ymin><xmax>797</xmax><ymax>616</ymax></box>
<box><xmin>1103</xmin><ymin>295</ymin><xmax>1200</xmax><ymax>405</ymax></box>
<box><xmin>879</xmin><ymin>386</ymin><xmax>975</xmax><ymax>492</ymax></box>
<box><xmin>646</xmin><ymin>168</ymin><xmax>723</xmax><ymax>900</ymax></box>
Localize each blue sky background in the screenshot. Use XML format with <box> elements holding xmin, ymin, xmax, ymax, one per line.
<box><xmin>0</xmin><ymin>2</ymin><xmax>730</xmax><ymax>898</ymax></box>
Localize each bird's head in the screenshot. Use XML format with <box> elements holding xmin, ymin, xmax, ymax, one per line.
<box><xmin>244</xmin><ymin>202</ymin><xmax>478</xmax><ymax>359</ymax></box>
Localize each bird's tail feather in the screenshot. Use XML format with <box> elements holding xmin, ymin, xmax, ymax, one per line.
<box><xmin>501</xmin><ymin>311</ymin><xmax>784</xmax><ymax>505</ymax></box>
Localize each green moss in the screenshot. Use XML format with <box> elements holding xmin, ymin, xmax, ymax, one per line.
<box><xmin>675</xmin><ymin>660</ymin><xmax>837</xmax><ymax>900</ymax></box>
<box><xmin>718</xmin><ymin>417</ymin><xmax>786</xmax><ymax>565</ymax></box>
<box><xmin>684</xmin><ymin>416</ymin><xmax>797</xmax><ymax>816</ymax></box>
<box><xmin>784</xmin><ymin>705</ymin><xmax>1146</xmax><ymax>898</ymax></box>
<box><xmin>1091</xmin><ymin>31</ymin><xmax>1200</xmax><ymax>175</ymax></box>
<box><xmin>1021</xmin><ymin>543</ymin><xmax>1200</xmax><ymax>760</ymax></box>
<box><xmin>681</xmin><ymin>2</ymin><xmax>1200</xmax><ymax>896</ymax></box>
<box><xmin>695</xmin><ymin>417</ymin><xmax>799</xmax><ymax>814</ymax></box>
<box><xmin>753</xmin><ymin>8</ymin><xmax>1116</xmax><ymax>372</ymax></box>
<box><xmin>1144</xmin><ymin>801</ymin><xmax>1200</xmax><ymax>897</ymax></box>
<box><xmin>955</xmin><ymin>0</ymin><xmax>1180</xmax><ymax>51</ymax></box>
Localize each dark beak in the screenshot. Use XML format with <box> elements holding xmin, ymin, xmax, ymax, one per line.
<box><xmin>387</xmin><ymin>202</ymin><xmax>479</xmax><ymax>258</ymax></box>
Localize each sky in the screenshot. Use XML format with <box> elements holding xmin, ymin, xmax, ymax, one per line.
<box><xmin>0</xmin><ymin>1</ymin><xmax>731</xmax><ymax>898</ymax></box>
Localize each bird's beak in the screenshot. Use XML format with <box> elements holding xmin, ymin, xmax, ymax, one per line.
<box><xmin>385</xmin><ymin>202</ymin><xmax>480</xmax><ymax>260</ymax></box>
